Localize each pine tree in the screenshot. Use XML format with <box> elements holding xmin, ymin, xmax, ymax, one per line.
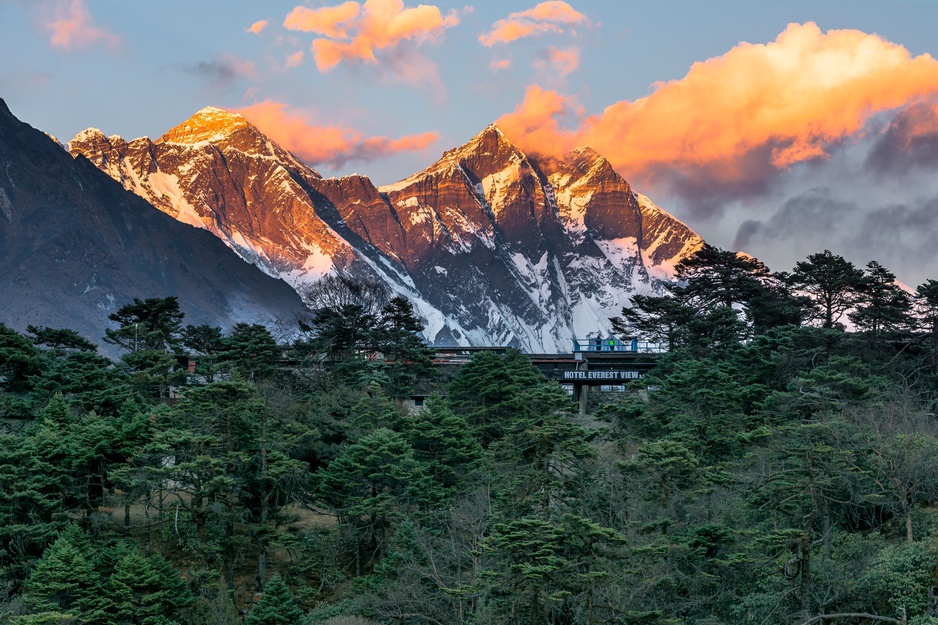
<box><xmin>402</xmin><ymin>394</ymin><xmax>483</xmax><ymax>493</ymax></box>
<box><xmin>374</xmin><ymin>296</ymin><xmax>435</xmax><ymax>397</ymax></box>
<box><xmin>0</xmin><ymin>322</ymin><xmax>43</xmax><ymax>397</ymax></box>
<box><xmin>108</xmin><ymin>551</ymin><xmax>192</xmax><ymax>625</ymax></box>
<box><xmin>790</xmin><ymin>250</ymin><xmax>865</xmax><ymax>329</ymax></box>
<box><xmin>611</xmin><ymin>294</ymin><xmax>695</xmax><ymax>350</ymax></box>
<box><xmin>103</xmin><ymin>297</ymin><xmax>185</xmax><ymax>354</ymax></box>
<box><xmin>317</xmin><ymin>428</ymin><xmax>437</xmax><ymax>573</ymax></box>
<box><xmin>25</xmin><ymin>526</ymin><xmax>108</xmax><ymax>622</ymax></box>
<box><xmin>37</xmin><ymin>393</ymin><xmax>74</xmax><ymax>427</ymax></box>
<box><xmin>0</xmin><ymin>431</ymin><xmax>63</xmax><ymax>574</ymax></box>
<box><xmin>245</xmin><ymin>575</ymin><xmax>303</xmax><ymax>625</ymax></box>
<box><xmin>108</xmin><ymin>552</ymin><xmax>164</xmax><ymax>625</ymax></box>
<box><xmin>482</xmin><ymin>515</ymin><xmax>624</xmax><ymax>625</ymax></box>
<box><xmin>157</xmin><ymin>381</ymin><xmax>264</xmax><ymax>586</ymax></box>
<box><xmin>32</xmin><ymin>349</ymin><xmax>133</xmax><ymax>417</ymax></box>
<box><xmin>218</xmin><ymin>323</ymin><xmax>281</xmax><ymax>382</ymax></box>
<box><xmin>26</xmin><ymin>326</ymin><xmax>98</xmax><ymax>353</ymax></box>
<box><xmin>848</xmin><ymin>261</ymin><xmax>911</xmax><ymax>336</ymax></box>
<box><xmin>915</xmin><ymin>279</ymin><xmax>938</xmax><ymax>371</ymax></box>
<box><xmin>674</xmin><ymin>244</ymin><xmax>772</xmax><ymax>310</ymax></box>
<box><xmin>447</xmin><ymin>349</ymin><xmax>544</xmax><ymax>445</ymax></box>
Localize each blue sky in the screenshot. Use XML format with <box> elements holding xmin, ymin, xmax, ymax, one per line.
<box><xmin>3</xmin><ymin>0</ymin><xmax>938</xmax><ymax>284</ymax></box>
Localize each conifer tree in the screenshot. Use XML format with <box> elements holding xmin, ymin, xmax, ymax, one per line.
<box><xmin>673</xmin><ymin>244</ymin><xmax>772</xmax><ymax>310</ymax></box>
<box><xmin>848</xmin><ymin>261</ymin><xmax>911</xmax><ymax>336</ymax></box>
<box><xmin>317</xmin><ymin>428</ymin><xmax>437</xmax><ymax>574</ymax></box>
<box><xmin>0</xmin><ymin>322</ymin><xmax>43</xmax><ymax>397</ymax></box>
<box><xmin>447</xmin><ymin>349</ymin><xmax>544</xmax><ymax>445</ymax></box>
<box><xmin>375</xmin><ymin>296</ymin><xmax>435</xmax><ymax>397</ymax></box>
<box><xmin>611</xmin><ymin>294</ymin><xmax>695</xmax><ymax>350</ymax></box>
<box><xmin>103</xmin><ymin>297</ymin><xmax>187</xmax><ymax>399</ymax></box>
<box><xmin>32</xmin><ymin>349</ymin><xmax>131</xmax><ymax>417</ymax></box>
<box><xmin>402</xmin><ymin>394</ymin><xmax>483</xmax><ymax>493</ymax></box>
<box><xmin>108</xmin><ymin>551</ymin><xmax>191</xmax><ymax>625</ymax></box>
<box><xmin>26</xmin><ymin>326</ymin><xmax>98</xmax><ymax>353</ymax></box>
<box><xmin>218</xmin><ymin>323</ymin><xmax>281</xmax><ymax>382</ymax></box>
<box><xmin>25</xmin><ymin>526</ymin><xmax>108</xmax><ymax>622</ymax></box>
<box><xmin>914</xmin><ymin>279</ymin><xmax>938</xmax><ymax>372</ymax></box>
<box><xmin>790</xmin><ymin>250</ymin><xmax>865</xmax><ymax>329</ymax></box>
<box><xmin>103</xmin><ymin>297</ymin><xmax>185</xmax><ymax>354</ymax></box>
<box><xmin>0</xmin><ymin>431</ymin><xmax>63</xmax><ymax>574</ymax></box>
<box><xmin>245</xmin><ymin>575</ymin><xmax>303</xmax><ymax>625</ymax></box>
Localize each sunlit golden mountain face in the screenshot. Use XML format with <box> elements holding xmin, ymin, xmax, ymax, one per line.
<box><xmin>70</xmin><ymin>107</ymin><xmax>702</xmax><ymax>351</ymax></box>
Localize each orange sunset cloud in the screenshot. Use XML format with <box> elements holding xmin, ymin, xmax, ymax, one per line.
<box><xmin>235</xmin><ymin>100</ymin><xmax>438</xmax><ymax>168</ymax></box>
<box><xmin>247</xmin><ymin>20</ymin><xmax>268</xmax><ymax>35</ymax></box>
<box><xmin>285</xmin><ymin>50</ymin><xmax>305</xmax><ymax>69</ymax></box>
<box><xmin>534</xmin><ymin>46</ymin><xmax>579</xmax><ymax>77</ymax></box>
<box><xmin>44</xmin><ymin>0</ymin><xmax>122</xmax><ymax>50</ymax></box>
<box><xmin>283</xmin><ymin>2</ymin><xmax>359</xmax><ymax>39</ymax></box>
<box><xmin>283</xmin><ymin>0</ymin><xmax>459</xmax><ymax>71</ymax></box>
<box><xmin>498</xmin><ymin>23</ymin><xmax>938</xmax><ymax>191</ymax></box>
<box><xmin>480</xmin><ymin>1</ymin><xmax>588</xmax><ymax>47</ymax></box>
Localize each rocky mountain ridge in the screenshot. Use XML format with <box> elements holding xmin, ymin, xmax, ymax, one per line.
<box><xmin>69</xmin><ymin>108</ymin><xmax>703</xmax><ymax>352</ymax></box>
<box><xmin>0</xmin><ymin>99</ymin><xmax>307</xmax><ymax>349</ymax></box>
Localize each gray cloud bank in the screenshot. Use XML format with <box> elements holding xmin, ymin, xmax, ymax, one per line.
<box><xmin>654</xmin><ymin>109</ymin><xmax>938</xmax><ymax>287</ymax></box>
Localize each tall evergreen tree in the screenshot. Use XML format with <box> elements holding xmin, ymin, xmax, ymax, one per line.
<box><xmin>25</xmin><ymin>526</ymin><xmax>108</xmax><ymax>622</ymax></box>
<box><xmin>108</xmin><ymin>551</ymin><xmax>192</xmax><ymax>625</ymax></box>
<box><xmin>245</xmin><ymin>575</ymin><xmax>303</xmax><ymax>625</ymax></box>
<box><xmin>374</xmin><ymin>296</ymin><xmax>435</xmax><ymax>397</ymax></box>
<box><xmin>31</xmin><ymin>349</ymin><xmax>131</xmax><ymax>417</ymax></box>
<box><xmin>402</xmin><ymin>395</ymin><xmax>483</xmax><ymax>494</ymax></box>
<box><xmin>26</xmin><ymin>326</ymin><xmax>98</xmax><ymax>353</ymax></box>
<box><xmin>914</xmin><ymin>279</ymin><xmax>938</xmax><ymax>372</ymax></box>
<box><xmin>611</xmin><ymin>294</ymin><xmax>695</xmax><ymax>350</ymax></box>
<box><xmin>0</xmin><ymin>322</ymin><xmax>43</xmax><ymax>397</ymax></box>
<box><xmin>446</xmin><ymin>350</ymin><xmax>544</xmax><ymax>446</ymax></box>
<box><xmin>103</xmin><ymin>297</ymin><xmax>185</xmax><ymax>353</ymax></box>
<box><xmin>0</xmin><ymin>431</ymin><xmax>63</xmax><ymax>574</ymax></box>
<box><xmin>848</xmin><ymin>261</ymin><xmax>912</xmax><ymax>336</ymax></box>
<box><xmin>789</xmin><ymin>250</ymin><xmax>865</xmax><ymax>329</ymax></box>
<box><xmin>218</xmin><ymin>323</ymin><xmax>281</xmax><ymax>382</ymax></box>
<box><xmin>673</xmin><ymin>244</ymin><xmax>772</xmax><ymax>311</ymax></box>
<box><xmin>317</xmin><ymin>428</ymin><xmax>437</xmax><ymax>573</ymax></box>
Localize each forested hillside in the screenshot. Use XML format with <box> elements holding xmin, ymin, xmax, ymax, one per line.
<box><xmin>3</xmin><ymin>250</ymin><xmax>938</xmax><ymax>625</ymax></box>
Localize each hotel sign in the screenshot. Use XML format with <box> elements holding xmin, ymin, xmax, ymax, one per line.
<box><xmin>562</xmin><ymin>370</ymin><xmax>642</xmax><ymax>381</ymax></box>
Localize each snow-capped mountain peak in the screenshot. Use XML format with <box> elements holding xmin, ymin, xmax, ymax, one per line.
<box><xmin>159</xmin><ymin>106</ymin><xmax>249</xmax><ymax>146</ymax></box>
<box><xmin>70</xmin><ymin>110</ymin><xmax>704</xmax><ymax>352</ymax></box>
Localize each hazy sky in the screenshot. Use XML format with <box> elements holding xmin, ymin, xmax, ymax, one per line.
<box><xmin>3</xmin><ymin>0</ymin><xmax>938</xmax><ymax>285</ymax></box>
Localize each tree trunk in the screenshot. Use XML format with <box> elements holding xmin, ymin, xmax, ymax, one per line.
<box><xmin>256</xmin><ymin>410</ymin><xmax>269</xmax><ymax>591</ymax></box>
<box><xmin>904</xmin><ymin>500</ymin><xmax>913</xmax><ymax>543</ymax></box>
<box><xmin>932</xmin><ymin>319</ymin><xmax>938</xmax><ymax>374</ymax></box>
<box><xmin>801</xmin><ymin>531</ymin><xmax>812</xmax><ymax>619</ymax></box>
<box><xmin>158</xmin><ymin>487</ymin><xmax>165</xmax><ymax>555</ymax></box>
<box><xmin>355</xmin><ymin>527</ymin><xmax>362</xmax><ymax>577</ymax></box>
<box><xmin>225</xmin><ymin>518</ymin><xmax>235</xmax><ymax>590</ymax></box>
<box><xmin>144</xmin><ymin>495</ymin><xmax>151</xmax><ymax>557</ymax></box>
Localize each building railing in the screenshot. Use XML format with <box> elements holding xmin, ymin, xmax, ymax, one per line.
<box><xmin>573</xmin><ymin>338</ymin><xmax>668</xmax><ymax>354</ymax></box>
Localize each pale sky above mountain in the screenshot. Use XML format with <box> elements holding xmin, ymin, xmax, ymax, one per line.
<box><xmin>3</xmin><ymin>0</ymin><xmax>938</xmax><ymax>285</ymax></box>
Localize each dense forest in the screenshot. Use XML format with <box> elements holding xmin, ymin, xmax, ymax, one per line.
<box><xmin>3</xmin><ymin>248</ymin><xmax>938</xmax><ymax>625</ymax></box>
